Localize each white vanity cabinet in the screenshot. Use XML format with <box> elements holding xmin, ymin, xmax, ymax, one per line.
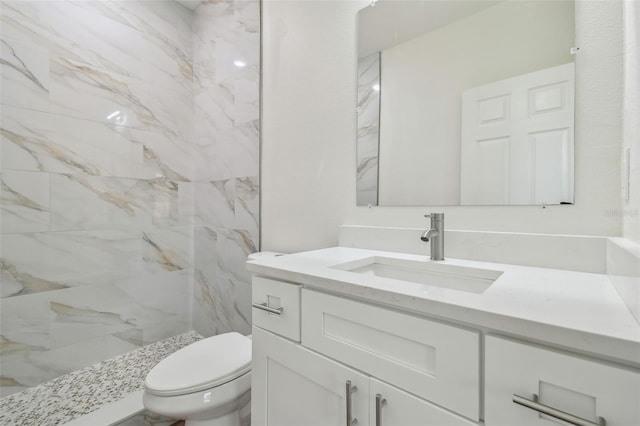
<box><xmin>252</xmin><ymin>326</ymin><xmax>475</xmax><ymax>426</ymax></box>
<box><xmin>250</xmin><ymin>272</ymin><xmax>640</xmax><ymax>426</ymax></box>
<box><xmin>485</xmin><ymin>335</ymin><xmax>640</xmax><ymax>426</ymax></box>
<box><xmin>252</xmin><ymin>327</ymin><xmax>369</xmax><ymax>426</ymax></box>
<box><xmin>251</xmin><ymin>277</ymin><xmax>479</xmax><ymax>426</ymax></box>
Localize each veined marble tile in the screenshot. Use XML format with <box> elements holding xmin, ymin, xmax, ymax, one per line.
<box><xmin>234</xmin><ymin>0</ymin><xmax>261</xmax><ymax>35</ymax></box>
<box><xmin>49</xmin><ymin>57</ymin><xmax>192</xmax><ymax>140</ymax></box>
<box><xmin>235</xmin><ymin>176</ymin><xmax>259</xmax><ymax>243</ymax></box>
<box><xmin>194</xmin><ymin>226</ymin><xmax>219</xmax><ymax>279</ymax></box>
<box><xmin>114</xmin><ymin>270</ymin><xmax>190</xmax><ymax>319</ymax></box>
<box><xmin>125</xmin><ymin>127</ymin><xmax>194</xmax><ymax>183</ymax></box>
<box><xmin>1</xmin><ymin>0</ymin><xmax>195</xmax><ymax>95</ymax></box>
<box><xmin>193</xmin><ymin>124</ymin><xmax>258</xmax><ymax>181</ymax></box>
<box><xmin>138</xmin><ymin>23</ymin><xmax>193</xmax><ymax>95</ymax></box>
<box><xmin>28</xmin><ymin>334</ymin><xmax>140</xmax><ymax>384</ymax></box>
<box><xmin>193</xmin><ymin>225</ymin><xmax>256</xmax><ymax>309</ymax></box>
<box><xmin>214</xmin><ymin>35</ymin><xmax>259</xmax><ymax>86</ymax></box>
<box><xmin>194</xmin><ymin>2</ymin><xmax>259</xmax><ymax>85</ymax></box>
<box><xmin>192</xmin><ymin>270</ymin><xmax>234</xmax><ymax>337</ymax></box>
<box><xmin>357</xmin><ymin>53</ymin><xmax>380</xmax><ymax>206</ymax></box>
<box><xmin>192</xmin><ymin>226</ymin><xmax>240</xmax><ymax>337</ymax></box>
<box><xmin>0</xmin><ymin>106</ymin><xmax>133</xmax><ymax>176</ymax></box>
<box><xmin>1</xmin><ymin>105</ymin><xmax>194</xmax><ymax>181</ymax></box>
<box><xmin>142</xmin><ymin>227</ymin><xmax>191</xmax><ymax>272</ymax></box>
<box><xmin>193</xmin><ymin>136</ymin><xmax>234</xmax><ymax>181</ymax></box>
<box><xmin>230</xmin><ymin>121</ymin><xmax>260</xmax><ymax>178</ymax></box>
<box><xmin>233</xmin><ymin>71</ymin><xmax>260</xmax><ymax>125</ymax></box>
<box><xmin>49</xmin><ymin>301</ymin><xmax>139</xmax><ymax>350</ymax></box>
<box><xmin>1</xmin><ymin>248</ymin><xmax>70</xmax><ymax>299</ymax></box>
<box><xmin>112</xmin><ymin>271</ymin><xmax>190</xmax><ymax>346</ymax></box>
<box><xmin>1</xmin><ymin>170</ymin><xmax>50</xmax><ymax>233</ymax></box>
<box><xmin>192</xmin><ymin>226</ymin><xmax>252</xmax><ymax>336</ymax></box>
<box><xmin>48</xmin><ymin>57</ymin><xmax>155</xmax><ymax>131</ymax></box>
<box><xmin>1</xmin><ymin>275</ymin><xmax>191</xmax><ymax>396</ymax></box>
<box><xmin>115</xmin><ymin>0</ymin><xmax>194</xmax><ymax>89</ymax></box>
<box><xmin>46</xmin><ymin>281</ymin><xmax>187</xmax><ymax>349</ymax></box>
<box><xmin>194</xmin><ymin>179</ymin><xmax>236</xmax><ymax>228</ymax></box>
<box><xmin>50</xmin><ymin>174</ymin><xmax>180</xmax><ymax>231</ymax></box>
<box><xmin>0</xmin><ymin>38</ymin><xmax>50</xmax><ymax>111</ymax></box>
<box><xmin>193</xmin><ymin>0</ymin><xmax>234</xmax><ymax>78</ymax></box>
<box><xmin>357</xmin><ymin>156</ymin><xmax>379</xmax><ymax>192</ymax></box>
<box><xmin>0</xmin><ymin>335</ymin><xmax>55</xmax><ymax>396</ymax></box>
<box><xmin>357</xmin><ymin>53</ymin><xmax>380</xmax><ymax>161</ymax></box>
<box><xmin>194</xmin><ymin>78</ymin><xmax>235</xmax><ymax>136</ymax></box>
<box><xmin>215</xmin><ymin>227</ymin><xmax>256</xmax><ymax>285</ymax></box>
<box><xmin>1</xmin><ymin>230</ymin><xmax>141</xmax><ymax>297</ymax></box>
<box><xmin>193</xmin><ymin>76</ymin><xmax>259</xmax><ymax>178</ymax></box>
<box><xmin>0</xmin><ymin>0</ymin><xmax>144</xmax><ymax>81</ymax></box>
<box><xmin>1</xmin><ymin>291</ymin><xmax>51</xmax><ymax>349</ymax></box>
<box><xmin>177</xmin><ymin>181</ymin><xmax>196</xmax><ymax>222</ymax></box>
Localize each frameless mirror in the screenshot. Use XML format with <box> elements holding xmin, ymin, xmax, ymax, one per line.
<box><xmin>356</xmin><ymin>0</ymin><xmax>576</xmax><ymax>206</ymax></box>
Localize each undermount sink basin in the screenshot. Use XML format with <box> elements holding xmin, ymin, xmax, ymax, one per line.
<box><xmin>332</xmin><ymin>256</ymin><xmax>502</xmax><ymax>294</ymax></box>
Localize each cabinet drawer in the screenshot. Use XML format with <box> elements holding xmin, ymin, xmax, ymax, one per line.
<box><xmin>485</xmin><ymin>335</ymin><xmax>640</xmax><ymax>426</ymax></box>
<box><xmin>301</xmin><ymin>289</ymin><xmax>480</xmax><ymax>420</ymax></box>
<box><xmin>252</xmin><ymin>276</ymin><xmax>300</xmax><ymax>341</ymax></box>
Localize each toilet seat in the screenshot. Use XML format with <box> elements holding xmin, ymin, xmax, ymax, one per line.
<box><xmin>145</xmin><ymin>332</ymin><xmax>251</xmax><ymax>397</ymax></box>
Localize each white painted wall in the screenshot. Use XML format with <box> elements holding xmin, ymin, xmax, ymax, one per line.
<box><xmin>261</xmin><ymin>0</ymin><xmax>624</xmax><ymax>253</ymax></box>
<box><xmin>378</xmin><ymin>0</ymin><xmax>574</xmax><ymax>205</ymax></box>
<box><xmin>623</xmin><ymin>0</ymin><xmax>639</xmax><ymax>243</ymax></box>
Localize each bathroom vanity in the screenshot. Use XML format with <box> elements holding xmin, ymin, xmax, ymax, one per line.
<box><xmin>247</xmin><ymin>245</ymin><xmax>640</xmax><ymax>426</ymax></box>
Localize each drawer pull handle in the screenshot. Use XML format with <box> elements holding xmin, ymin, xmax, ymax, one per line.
<box><xmin>346</xmin><ymin>380</ymin><xmax>358</xmax><ymax>425</ymax></box>
<box><xmin>513</xmin><ymin>394</ymin><xmax>606</xmax><ymax>426</ymax></box>
<box><xmin>252</xmin><ymin>302</ymin><xmax>283</xmax><ymax>315</ymax></box>
<box><xmin>375</xmin><ymin>393</ymin><xmax>386</xmax><ymax>426</ymax></box>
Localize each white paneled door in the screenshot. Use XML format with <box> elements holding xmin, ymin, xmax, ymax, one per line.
<box><xmin>461</xmin><ymin>63</ymin><xmax>574</xmax><ymax>205</ymax></box>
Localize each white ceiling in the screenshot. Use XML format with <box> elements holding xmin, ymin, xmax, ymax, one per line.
<box><xmin>358</xmin><ymin>0</ymin><xmax>500</xmax><ymax>58</ymax></box>
<box><xmin>176</xmin><ymin>0</ymin><xmax>202</xmax><ymax>11</ymax></box>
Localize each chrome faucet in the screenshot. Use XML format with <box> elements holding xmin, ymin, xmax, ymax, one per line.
<box><xmin>420</xmin><ymin>213</ymin><xmax>444</xmax><ymax>261</ymax></box>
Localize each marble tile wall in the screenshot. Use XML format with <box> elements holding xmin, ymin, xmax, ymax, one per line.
<box><xmin>191</xmin><ymin>0</ymin><xmax>260</xmax><ymax>338</ymax></box>
<box><xmin>0</xmin><ymin>0</ymin><xmax>195</xmax><ymax>396</ymax></box>
<box><xmin>0</xmin><ymin>0</ymin><xmax>261</xmax><ymax>397</ymax></box>
<box><xmin>356</xmin><ymin>52</ymin><xmax>380</xmax><ymax>206</ymax></box>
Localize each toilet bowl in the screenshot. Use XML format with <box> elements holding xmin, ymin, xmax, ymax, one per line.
<box><xmin>143</xmin><ymin>332</ymin><xmax>252</xmax><ymax>426</ymax></box>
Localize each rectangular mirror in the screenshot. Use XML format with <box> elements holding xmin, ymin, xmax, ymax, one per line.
<box><xmin>356</xmin><ymin>0</ymin><xmax>576</xmax><ymax>206</ymax></box>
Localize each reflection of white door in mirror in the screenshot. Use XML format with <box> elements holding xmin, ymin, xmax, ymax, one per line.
<box><xmin>460</xmin><ymin>63</ymin><xmax>574</xmax><ymax>205</ymax></box>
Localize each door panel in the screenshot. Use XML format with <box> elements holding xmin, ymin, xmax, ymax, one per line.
<box><xmin>252</xmin><ymin>326</ymin><xmax>369</xmax><ymax>426</ymax></box>
<box><xmin>461</xmin><ymin>63</ymin><xmax>574</xmax><ymax>205</ymax></box>
<box><xmin>485</xmin><ymin>335</ymin><xmax>640</xmax><ymax>426</ymax></box>
<box><xmin>370</xmin><ymin>378</ymin><xmax>477</xmax><ymax>426</ymax></box>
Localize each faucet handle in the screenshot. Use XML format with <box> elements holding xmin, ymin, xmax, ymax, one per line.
<box><xmin>424</xmin><ymin>213</ymin><xmax>444</xmax><ymax>221</ymax></box>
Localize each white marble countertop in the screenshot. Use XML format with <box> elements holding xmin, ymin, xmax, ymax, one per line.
<box><xmin>247</xmin><ymin>247</ymin><xmax>640</xmax><ymax>366</ymax></box>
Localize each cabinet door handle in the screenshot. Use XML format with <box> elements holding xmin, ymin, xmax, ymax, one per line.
<box><xmin>375</xmin><ymin>393</ymin><xmax>387</xmax><ymax>426</ymax></box>
<box><xmin>346</xmin><ymin>380</ymin><xmax>358</xmax><ymax>425</ymax></box>
<box><xmin>252</xmin><ymin>302</ymin><xmax>283</xmax><ymax>315</ymax></box>
<box><xmin>513</xmin><ymin>394</ymin><xmax>606</xmax><ymax>426</ymax></box>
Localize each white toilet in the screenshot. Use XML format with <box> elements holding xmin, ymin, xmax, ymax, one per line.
<box><xmin>143</xmin><ymin>332</ymin><xmax>252</xmax><ymax>426</ymax></box>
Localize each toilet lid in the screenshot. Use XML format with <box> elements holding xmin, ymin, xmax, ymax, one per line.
<box><xmin>145</xmin><ymin>332</ymin><xmax>251</xmax><ymax>396</ymax></box>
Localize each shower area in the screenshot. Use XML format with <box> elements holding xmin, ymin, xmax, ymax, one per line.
<box><xmin>0</xmin><ymin>0</ymin><xmax>259</xmax><ymax>398</ymax></box>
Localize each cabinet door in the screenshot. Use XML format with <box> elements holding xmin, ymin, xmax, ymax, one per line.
<box><xmin>485</xmin><ymin>335</ymin><xmax>640</xmax><ymax>426</ymax></box>
<box><xmin>370</xmin><ymin>378</ymin><xmax>477</xmax><ymax>426</ymax></box>
<box><xmin>252</xmin><ymin>326</ymin><xmax>369</xmax><ymax>426</ymax></box>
